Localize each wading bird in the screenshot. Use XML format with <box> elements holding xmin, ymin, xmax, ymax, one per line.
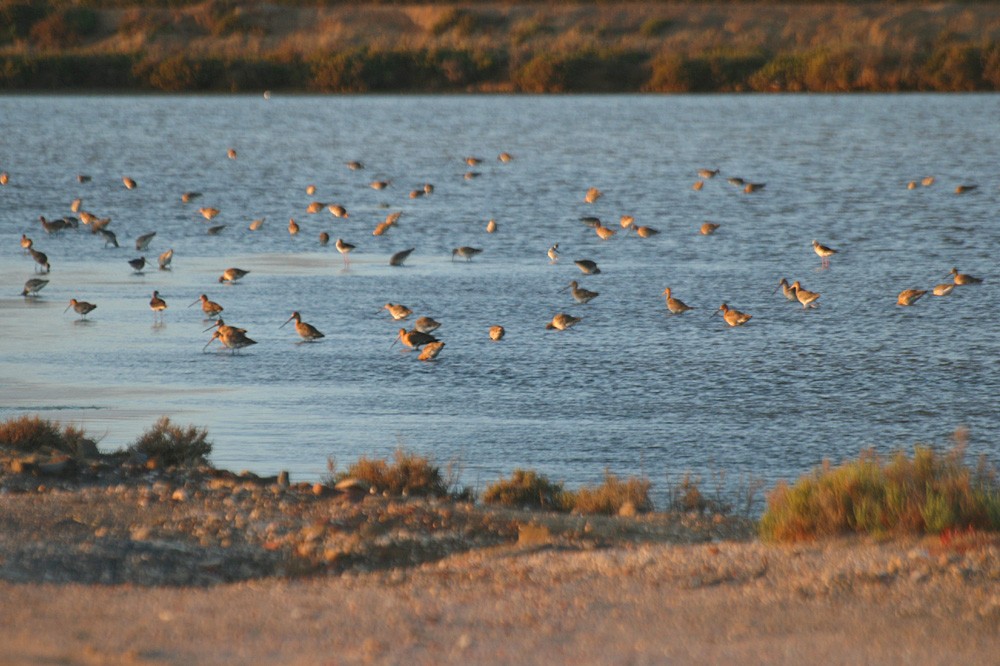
<box><xmin>65</xmin><ymin>299</ymin><xmax>97</xmax><ymax>319</ymax></box>
<box><xmin>716</xmin><ymin>303</ymin><xmax>752</xmax><ymax>327</ymax></box>
<box><xmin>662</xmin><ymin>288</ymin><xmax>693</xmax><ymax>314</ymax></box>
<box><xmin>546</xmin><ymin>313</ymin><xmax>581</xmax><ymax>331</ymax></box>
<box><xmin>281</xmin><ymin>311</ymin><xmax>324</xmax><ymax>341</ymax></box>
<box><xmin>218</xmin><ymin>267</ymin><xmax>249</xmax><ymax>284</ymax></box>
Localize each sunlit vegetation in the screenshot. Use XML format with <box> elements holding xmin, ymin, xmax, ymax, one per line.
<box><xmin>0</xmin><ymin>1</ymin><xmax>997</xmax><ymax>91</ymax></box>
<box><xmin>759</xmin><ymin>444</ymin><xmax>1000</xmax><ymax>542</ymax></box>
<box><xmin>327</xmin><ymin>448</ymin><xmax>452</xmax><ymax>498</ymax></box>
<box><xmin>128</xmin><ymin>416</ymin><xmax>213</xmax><ymax>467</ymax></box>
<box><xmin>483</xmin><ymin>468</ymin><xmax>572</xmax><ymax>511</ymax></box>
<box><xmin>0</xmin><ymin>415</ymin><xmax>92</xmax><ymax>455</ymax></box>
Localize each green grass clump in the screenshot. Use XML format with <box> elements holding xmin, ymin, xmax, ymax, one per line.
<box><xmin>759</xmin><ymin>446</ymin><xmax>1000</xmax><ymax>542</ymax></box>
<box><xmin>483</xmin><ymin>468</ymin><xmax>571</xmax><ymax>511</ymax></box>
<box><xmin>570</xmin><ymin>471</ymin><xmax>654</xmax><ymax>516</ymax></box>
<box><xmin>332</xmin><ymin>448</ymin><xmax>449</xmax><ymax>498</ymax></box>
<box><xmin>127</xmin><ymin>416</ymin><xmax>212</xmax><ymax>467</ymax></box>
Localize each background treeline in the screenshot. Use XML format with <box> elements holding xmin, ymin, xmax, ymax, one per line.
<box><xmin>1</xmin><ymin>1</ymin><xmax>999</xmax><ymax>92</ymax></box>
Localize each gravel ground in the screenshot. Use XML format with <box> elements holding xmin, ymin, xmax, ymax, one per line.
<box><xmin>1</xmin><ymin>454</ymin><xmax>998</xmax><ymax>664</ymax></box>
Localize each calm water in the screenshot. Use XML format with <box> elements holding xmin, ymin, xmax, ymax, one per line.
<box><xmin>1</xmin><ymin>94</ymin><xmax>998</xmax><ymax>502</ymax></box>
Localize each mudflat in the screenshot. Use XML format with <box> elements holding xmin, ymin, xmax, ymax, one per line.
<box><xmin>0</xmin><ymin>462</ymin><xmax>997</xmax><ymax>664</ymax></box>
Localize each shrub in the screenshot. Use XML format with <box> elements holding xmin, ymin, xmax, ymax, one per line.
<box><xmin>483</xmin><ymin>469</ymin><xmax>571</xmax><ymax>511</ymax></box>
<box><xmin>640</xmin><ymin>17</ymin><xmax>674</xmax><ymax>38</ymax></box>
<box><xmin>748</xmin><ymin>53</ymin><xmax>809</xmax><ymax>92</ymax></box>
<box><xmin>0</xmin><ymin>415</ymin><xmax>68</xmax><ymax>453</ymax></box>
<box><xmin>571</xmin><ymin>471</ymin><xmax>653</xmax><ymax>516</ymax></box>
<box><xmin>332</xmin><ymin>448</ymin><xmax>449</xmax><ymax>498</ymax></box>
<box><xmin>920</xmin><ymin>44</ymin><xmax>985</xmax><ymax>91</ymax></box>
<box><xmin>128</xmin><ymin>416</ymin><xmax>212</xmax><ymax>467</ymax></box>
<box><xmin>759</xmin><ymin>445</ymin><xmax>1000</xmax><ymax>542</ymax></box>
<box><xmin>0</xmin><ymin>415</ymin><xmax>98</xmax><ymax>456</ymax></box>
<box><xmin>0</xmin><ymin>2</ymin><xmax>50</xmax><ymax>43</ymax></box>
<box><xmin>29</xmin><ymin>7</ymin><xmax>99</xmax><ymax>49</ymax></box>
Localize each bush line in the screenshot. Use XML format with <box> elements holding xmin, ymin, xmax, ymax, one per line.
<box><xmin>3</xmin><ymin>415</ymin><xmax>999</xmax><ymax>536</ymax></box>
<box><xmin>1</xmin><ymin>45</ymin><xmax>998</xmax><ymax>92</ymax></box>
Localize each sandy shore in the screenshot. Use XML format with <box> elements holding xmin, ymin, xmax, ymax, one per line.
<box><xmin>1</xmin><ymin>460</ymin><xmax>998</xmax><ymax>664</ymax></box>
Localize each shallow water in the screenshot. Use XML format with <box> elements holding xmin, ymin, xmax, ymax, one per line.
<box><xmin>1</xmin><ymin>94</ymin><xmax>998</xmax><ymax>501</ymax></box>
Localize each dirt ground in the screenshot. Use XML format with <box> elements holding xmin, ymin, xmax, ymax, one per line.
<box><xmin>0</xmin><ymin>463</ymin><xmax>998</xmax><ymax>664</ymax></box>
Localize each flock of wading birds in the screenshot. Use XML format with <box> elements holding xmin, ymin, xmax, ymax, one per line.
<box><xmin>8</xmin><ymin>161</ymin><xmax>986</xmax><ymax>359</ymax></box>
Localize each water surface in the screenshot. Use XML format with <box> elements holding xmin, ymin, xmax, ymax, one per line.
<box><xmin>1</xmin><ymin>94</ymin><xmax>998</xmax><ymax>502</ymax></box>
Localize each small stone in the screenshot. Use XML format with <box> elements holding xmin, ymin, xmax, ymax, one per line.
<box><xmin>277</xmin><ymin>470</ymin><xmax>290</xmax><ymax>488</ymax></box>
<box><xmin>517</xmin><ymin>523</ymin><xmax>551</xmax><ymax>546</ymax></box>
<box><xmin>301</xmin><ymin>523</ymin><xmax>326</xmax><ymax>542</ymax></box>
<box><xmin>130</xmin><ymin>526</ymin><xmax>152</xmax><ymax>541</ymax></box>
<box><xmin>74</xmin><ymin>439</ymin><xmax>100</xmax><ymax>460</ymax></box>
<box><xmin>910</xmin><ymin>569</ymin><xmax>929</xmax><ymax>583</ymax></box>
<box><xmin>171</xmin><ymin>488</ymin><xmax>188</xmax><ymax>502</ymax></box>
<box><xmin>618</xmin><ymin>501</ymin><xmax>638</xmax><ymax>517</ymax></box>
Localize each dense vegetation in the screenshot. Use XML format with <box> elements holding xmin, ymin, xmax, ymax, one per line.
<box><xmin>760</xmin><ymin>444</ymin><xmax>1000</xmax><ymax>541</ymax></box>
<box><xmin>0</xmin><ymin>1</ymin><xmax>998</xmax><ymax>92</ymax></box>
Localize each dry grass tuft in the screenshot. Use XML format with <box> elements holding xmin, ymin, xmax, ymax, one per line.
<box><xmin>0</xmin><ymin>415</ymin><xmax>70</xmax><ymax>453</ymax></box>
<box><xmin>0</xmin><ymin>415</ymin><xmax>99</xmax><ymax>458</ymax></box>
<box><xmin>760</xmin><ymin>441</ymin><xmax>1000</xmax><ymax>542</ymax></box>
<box><xmin>330</xmin><ymin>448</ymin><xmax>450</xmax><ymax>498</ymax></box>
<box><xmin>127</xmin><ymin>416</ymin><xmax>212</xmax><ymax>467</ymax></box>
<box><xmin>571</xmin><ymin>470</ymin><xmax>653</xmax><ymax>516</ymax></box>
<box><xmin>483</xmin><ymin>468</ymin><xmax>571</xmax><ymax>511</ymax></box>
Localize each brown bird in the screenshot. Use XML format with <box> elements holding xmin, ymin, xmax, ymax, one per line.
<box><xmin>812</xmin><ymin>240</ymin><xmax>838</xmax><ymax>268</ymax></box>
<box><xmin>199</xmin><ymin>207</ymin><xmax>220</xmax><ymax>220</ymax></box>
<box><xmin>574</xmin><ymin>259</ymin><xmax>600</xmax><ymax>275</ymax></box>
<box><xmin>204</xmin><ymin>328</ymin><xmax>257</xmax><ymax>354</ymax></box>
<box><xmin>189</xmin><ymin>294</ymin><xmax>223</xmax><ymax>318</ymax></box>
<box><xmin>584</xmin><ymin>187</ymin><xmax>602</xmax><ymax>204</ymax></box>
<box><xmin>790</xmin><ymin>281</ymin><xmax>821</xmax><ymax>309</ymax></box>
<box><xmin>149</xmin><ymin>290</ymin><xmax>168</xmax><ymax>321</ymax></box>
<box><xmin>562</xmin><ymin>281</ymin><xmax>599</xmax><ymax>304</ymax></box>
<box><xmin>218</xmin><ymin>267</ymin><xmax>250</xmax><ymax>284</ymax></box>
<box><xmin>389</xmin><ymin>248</ymin><xmax>414</xmax><ymax>267</ymax></box>
<box><xmin>336</xmin><ymin>238</ymin><xmax>356</xmax><ymax>265</ymax></box>
<box><xmin>122</xmin><ymin>176</ymin><xmax>137</xmax><ymax>190</ymax></box>
<box><xmin>383</xmin><ymin>303</ymin><xmax>412</xmax><ymax>320</ymax></box>
<box><xmin>949</xmin><ymin>267</ymin><xmax>982</xmax><ymax>285</ymax></box>
<box><xmin>897</xmin><ymin>289</ymin><xmax>927</xmax><ymax>306</ymax></box>
<box><xmin>489</xmin><ymin>325</ymin><xmax>505</xmax><ymax>341</ymax></box>
<box><xmin>392</xmin><ymin>328</ymin><xmax>438</xmax><ymax>350</ymax></box>
<box><xmin>414</xmin><ymin>316</ymin><xmax>441</xmax><ymax>333</ymax></box>
<box><xmin>700</xmin><ymin>222</ymin><xmax>720</xmax><ymax>236</ymax></box>
<box><xmin>451</xmin><ymin>246</ymin><xmax>482</xmax><ymax>262</ymax></box>
<box><xmin>546</xmin><ymin>313</ymin><xmax>581</xmax><ymax>331</ymax></box>
<box><xmin>773</xmin><ymin>278</ymin><xmax>797</xmax><ymax>301</ymax></box>
<box><xmin>417</xmin><ymin>341</ymin><xmax>445</xmax><ymax>361</ymax></box>
<box><xmin>716</xmin><ymin>303</ymin><xmax>752</xmax><ymax>327</ymax></box>
<box><xmin>29</xmin><ymin>248</ymin><xmax>50</xmax><ymax>273</ymax></box>
<box><xmin>281</xmin><ymin>311</ymin><xmax>324</xmax><ymax>341</ymax></box>
<box><xmin>932</xmin><ymin>283</ymin><xmax>955</xmax><ymax>297</ymax></box>
<box><xmin>64</xmin><ymin>299</ymin><xmax>97</xmax><ymax>319</ymax></box>
<box><xmin>662</xmin><ymin>288</ymin><xmax>693</xmax><ymax>314</ymax></box>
